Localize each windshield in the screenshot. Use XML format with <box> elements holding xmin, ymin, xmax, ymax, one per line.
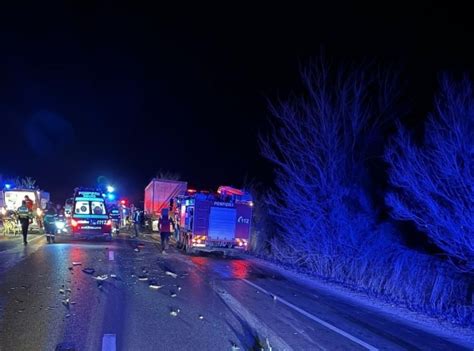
<box><xmin>74</xmin><ymin>200</ymin><xmax>107</xmax><ymax>215</ymax></box>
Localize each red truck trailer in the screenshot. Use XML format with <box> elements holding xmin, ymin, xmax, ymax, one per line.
<box><xmin>144</xmin><ymin>179</ymin><xmax>187</xmax><ymax>218</ymax></box>
<box><xmin>176</xmin><ymin>186</ymin><xmax>253</xmax><ymax>254</ymax></box>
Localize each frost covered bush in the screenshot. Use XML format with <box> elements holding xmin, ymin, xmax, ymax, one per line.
<box><xmin>385</xmin><ymin>77</ymin><xmax>474</xmax><ymax>271</ymax></box>
<box><xmin>261</xmin><ymin>62</ymin><xmax>473</xmax><ymax>326</ymax></box>
<box><xmin>270</xmin><ymin>223</ymin><xmax>472</xmax><ymax>325</ymax></box>
<box><xmin>261</xmin><ymin>58</ymin><xmax>399</xmax><ymax>273</ymax></box>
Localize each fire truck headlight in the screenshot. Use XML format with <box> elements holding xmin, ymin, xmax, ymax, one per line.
<box><xmin>36</xmin><ymin>208</ymin><xmax>43</xmax><ymax>216</ymax></box>
<box><xmin>197</xmin><ymin>239</ymin><xmax>201</xmax><ymax>244</ymax></box>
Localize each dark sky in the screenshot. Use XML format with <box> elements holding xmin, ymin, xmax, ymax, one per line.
<box><xmin>1</xmin><ymin>2</ymin><xmax>473</xmax><ymax>203</ymax></box>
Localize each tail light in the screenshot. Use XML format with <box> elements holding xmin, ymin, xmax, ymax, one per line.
<box><xmin>71</xmin><ymin>219</ymin><xmax>78</xmax><ymax>227</ymax></box>
<box><xmin>106</xmin><ymin>219</ymin><xmax>112</xmax><ymax>226</ymax></box>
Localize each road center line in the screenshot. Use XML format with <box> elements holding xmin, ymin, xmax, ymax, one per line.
<box><xmin>242</xmin><ymin>279</ymin><xmax>379</xmax><ymax>351</ymax></box>
<box><xmin>102</xmin><ymin>334</ymin><xmax>116</xmax><ymax>351</ymax></box>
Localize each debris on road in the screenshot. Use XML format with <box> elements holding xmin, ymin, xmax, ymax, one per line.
<box><xmin>82</xmin><ymin>268</ymin><xmax>95</xmax><ymax>275</ymax></box>
<box><xmin>59</xmin><ymin>289</ymin><xmax>65</xmax><ymax>294</ymax></box>
<box><xmin>170</xmin><ymin>310</ymin><xmax>178</xmax><ymax>317</ymax></box>
<box><xmin>231</xmin><ymin>342</ymin><xmax>240</xmax><ymax>350</ymax></box>
<box><xmin>134</xmin><ymin>248</ymin><xmax>140</xmax><ymax>252</ymax></box>
<box><xmin>94</xmin><ymin>274</ymin><xmax>109</xmax><ymax>281</ymax></box>
<box><xmin>177</xmin><ymin>285</ymin><xmax>182</xmax><ymax>291</ymax></box>
<box><xmin>165</xmin><ymin>271</ymin><xmax>177</xmax><ymax>278</ymax></box>
<box><xmin>170</xmin><ymin>292</ymin><xmax>177</xmax><ymax>298</ymax></box>
<box><xmin>149</xmin><ymin>283</ymin><xmax>164</xmax><ymax>290</ymax></box>
<box><xmin>72</xmin><ymin>262</ymin><xmax>82</xmax><ymax>266</ymax></box>
<box><xmin>138</xmin><ymin>276</ymin><xmax>148</xmax><ymax>281</ymax></box>
<box><xmin>65</xmin><ymin>314</ymin><xmax>71</xmax><ymax>318</ymax></box>
<box><xmin>199</xmin><ymin>315</ymin><xmax>204</xmax><ymax>320</ymax></box>
<box><xmin>62</xmin><ymin>299</ymin><xmax>70</xmax><ymax>307</ymax></box>
<box><xmin>110</xmin><ymin>274</ymin><xmax>117</xmax><ymax>279</ymax></box>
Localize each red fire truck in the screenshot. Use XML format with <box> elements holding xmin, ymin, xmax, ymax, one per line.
<box><xmin>176</xmin><ymin>186</ymin><xmax>253</xmax><ymax>254</ymax></box>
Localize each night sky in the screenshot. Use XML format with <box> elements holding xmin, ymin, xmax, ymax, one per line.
<box><xmin>1</xmin><ymin>2</ymin><xmax>473</xmax><ymax>203</ymax></box>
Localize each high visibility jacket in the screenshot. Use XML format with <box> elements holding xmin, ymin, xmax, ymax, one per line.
<box><xmin>17</xmin><ymin>206</ymin><xmax>32</xmax><ymax>219</ymax></box>
<box><xmin>44</xmin><ymin>209</ymin><xmax>57</xmax><ymax>224</ymax></box>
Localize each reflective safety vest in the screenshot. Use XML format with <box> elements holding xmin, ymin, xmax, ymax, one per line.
<box><xmin>44</xmin><ymin>210</ymin><xmax>57</xmax><ymax>224</ymax></box>
<box><xmin>17</xmin><ymin>206</ymin><xmax>31</xmax><ymax>219</ymax></box>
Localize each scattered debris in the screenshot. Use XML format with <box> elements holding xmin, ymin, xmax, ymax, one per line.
<box><xmin>165</xmin><ymin>271</ymin><xmax>177</xmax><ymax>278</ymax></box>
<box><xmin>199</xmin><ymin>315</ymin><xmax>204</xmax><ymax>320</ymax></box>
<box><xmin>177</xmin><ymin>285</ymin><xmax>182</xmax><ymax>291</ymax></box>
<box><xmin>59</xmin><ymin>289</ymin><xmax>65</xmax><ymax>294</ymax></box>
<box><xmin>149</xmin><ymin>284</ymin><xmax>164</xmax><ymax>290</ymax></box>
<box><xmin>138</xmin><ymin>276</ymin><xmax>148</xmax><ymax>281</ymax></box>
<box><xmin>170</xmin><ymin>310</ymin><xmax>178</xmax><ymax>317</ymax></box>
<box><xmin>134</xmin><ymin>248</ymin><xmax>140</xmax><ymax>252</ymax></box>
<box><xmin>82</xmin><ymin>268</ymin><xmax>95</xmax><ymax>275</ymax></box>
<box><xmin>68</xmin><ymin>267</ymin><xmax>73</xmax><ymax>271</ymax></box>
<box><xmin>94</xmin><ymin>274</ymin><xmax>109</xmax><ymax>281</ymax></box>
<box><xmin>170</xmin><ymin>293</ymin><xmax>177</xmax><ymax>298</ymax></box>
<box><xmin>65</xmin><ymin>314</ymin><xmax>71</xmax><ymax>318</ymax></box>
<box><xmin>72</xmin><ymin>262</ymin><xmax>82</xmax><ymax>266</ymax></box>
<box><xmin>272</xmin><ymin>295</ymin><xmax>277</xmax><ymax>301</ymax></box>
<box><xmin>62</xmin><ymin>299</ymin><xmax>70</xmax><ymax>307</ymax></box>
<box><xmin>231</xmin><ymin>342</ymin><xmax>240</xmax><ymax>350</ymax></box>
<box><xmin>110</xmin><ymin>274</ymin><xmax>117</xmax><ymax>279</ymax></box>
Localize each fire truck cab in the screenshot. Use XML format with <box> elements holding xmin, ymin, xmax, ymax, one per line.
<box><xmin>176</xmin><ymin>186</ymin><xmax>253</xmax><ymax>254</ymax></box>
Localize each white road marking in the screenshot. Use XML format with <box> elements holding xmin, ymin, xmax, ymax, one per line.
<box><xmin>242</xmin><ymin>279</ymin><xmax>379</xmax><ymax>351</ymax></box>
<box><xmin>102</xmin><ymin>334</ymin><xmax>116</xmax><ymax>351</ymax></box>
<box><xmin>108</xmin><ymin>250</ymin><xmax>114</xmax><ymax>261</ymax></box>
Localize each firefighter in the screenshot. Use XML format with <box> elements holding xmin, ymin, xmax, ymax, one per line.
<box><xmin>43</xmin><ymin>204</ymin><xmax>57</xmax><ymax>244</ymax></box>
<box><xmin>17</xmin><ymin>200</ymin><xmax>32</xmax><ymax>245</ymax></box>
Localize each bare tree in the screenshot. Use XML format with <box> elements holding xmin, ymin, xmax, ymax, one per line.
<box><xmin>156</xmin><ymin>170</ymin><xmax>181</xmax><ymax>181</ymax></box>
<box><xmin>260</xmin><ymin>58</ymin><xmax>400</xmax><ymax>275</ymax></box>
<box><xmin>385</xmin><ymin>76</ymin><xmax>474</xmax><ymax>271</ymax></box>
<box><xmin>15</xmin><ymin>177</ymin><xmax>37</xmax><ymax>189</ymax></box>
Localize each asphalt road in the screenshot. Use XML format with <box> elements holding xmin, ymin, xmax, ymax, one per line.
<box><xmin>0</xmin><ymin>233</ymin><xmax>472</xmax><ymax>351</ymax></box>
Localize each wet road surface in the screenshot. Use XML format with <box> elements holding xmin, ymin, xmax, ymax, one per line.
<box><xmin>0</xmin><ymin>234</ymin><xmax>472</xmax><ymax>351</ymax></box>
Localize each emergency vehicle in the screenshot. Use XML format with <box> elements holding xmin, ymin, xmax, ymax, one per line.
<box><xmin>70</xmin><ymin>188</ymin><xmax>112</xmax><ymax>240</ymax></box>
<box><xmin>176</xmin><ymin>186</ymin><xmax>253</xmax><ymax>254</ymax></box>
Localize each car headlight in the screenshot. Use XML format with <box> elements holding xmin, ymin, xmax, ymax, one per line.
<box><xmin>55</xmin><ymin>222</ymin><xmax>65</xmax><ymax>229</ymax></box>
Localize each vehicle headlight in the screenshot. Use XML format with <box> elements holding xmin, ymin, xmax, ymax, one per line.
<box><xmin>55</xmin><ymin>222</ymin><xmax>65</xmax><ymax>229</ymax></box>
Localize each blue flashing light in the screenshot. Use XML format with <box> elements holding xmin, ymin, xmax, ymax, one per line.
<box><xmin>107</xmin><ymin>186</ymin><xmax>115</xmax><ymax>193</ymax></box>
<box><xmin>107</xmin><ymin>193</ymin><xmax>116</xmax><ymax>201</ymax></box>
<box><xmin>4</xmin><ymin>184</ymin><xmax>11</xmax><ymax>190</ymax></box>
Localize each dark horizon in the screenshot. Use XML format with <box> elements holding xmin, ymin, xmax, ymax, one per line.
<box><xmin>1</xmin><ymin>2</ymin><xmax>474</xmax><ymax>203</ymax></box>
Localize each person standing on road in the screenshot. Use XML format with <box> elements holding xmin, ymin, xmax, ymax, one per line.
<box><xmin>43</xmin><ymin>204</ymin><xmax>57</xmax><ymax>244</ymax></box>
<box><xmin>158</xmin><ymin>208</ymin><xmax>174</xmax><ymax>254</ymax></box>
<box><xmin>17</xmin><ymin>200</ymin><xmax>32</xmax><ymax>245</ymax></box>
<box><xmin>132</xmin><ymin>209</ymin><xmax>141</xmax><ymax>238</ymax></box>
